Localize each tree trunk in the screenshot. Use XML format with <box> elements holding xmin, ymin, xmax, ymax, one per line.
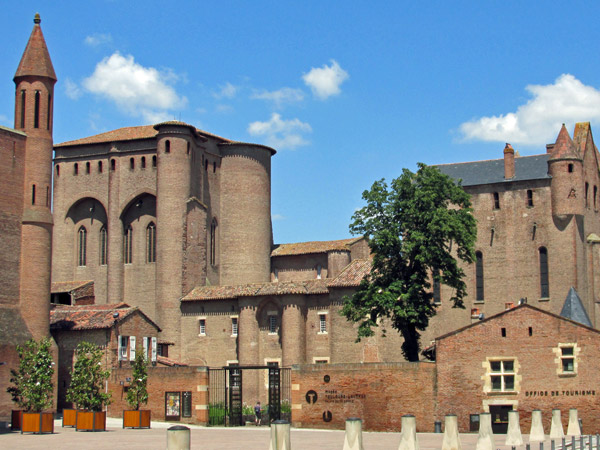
<box><xmin>401</xmin><ymin>326</ymin><xmax>420</xmax><ymax>361</ymax></box>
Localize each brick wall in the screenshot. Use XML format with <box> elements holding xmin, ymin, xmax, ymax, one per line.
<box><xmin>436</xmin><ymin>305</ymin><xmax>600</xmax><ymax>434</ymax></box>
<box><xmin>291</xmin><ymin>362</ymin><xmax>437</xmax><ymax>432</ymax></box>
<box><xmin>107</xmin><ymin>366</ymin><xmax>208</xmax><ymax>424</ymax></box>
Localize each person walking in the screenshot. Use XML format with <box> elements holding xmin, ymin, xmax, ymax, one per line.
<box><xmin>254</xmin><ymin>401</ymin><xmax>262</xmax><ymax>426</ymax></box>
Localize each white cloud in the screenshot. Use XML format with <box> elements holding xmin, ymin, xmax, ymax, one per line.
<box><xmin>272</xmin><ymin>213</ymin><xmax>285</xmax><ymax>221</ymax></box>
<box><xmin>302</xmin><ymin>60</ymin><xmax>349</xmax><ymax>100</ymax></box>
<box><xmin>64</xmin><ymin>78</ymin><xmax>82</xmax><ymax>100</ymax></box>
<box><xmin>213</xmin><ymin>82</ymin><xmax>238</xmax><ymax>99</ymax></box>
<box><xmin>215</xmin><ymin>104</ymin><xmax>234</xmax><ymax>114</ymax></box>
<box><xmin>247</xmin><ymin>113</ymin><xmax>312</xmax><ymax>150</ymax></box>
<box><xmin>82</xmin><ymin>52</ymin><xmax>187</xmax><ymax>124</ymax></box>
<box><xmin>84</xmin><ymin>33</ymin><xmax>113</xmax><ymax>47</ymax></box>
<box><xmin>459</xmin><ymin>74</ymin><xmax>600</xmax><ymax>147</ymax></box>
<box><xmin>251</xmin><ymin>87</ymin><xmax>304</xmax><ymax>108</ymax></box>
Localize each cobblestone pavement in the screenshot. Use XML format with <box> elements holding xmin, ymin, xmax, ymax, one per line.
<box><xmin>0</xmin><ymin>418</ymin><xmax>583</xmax><ymax>449</ymax></box>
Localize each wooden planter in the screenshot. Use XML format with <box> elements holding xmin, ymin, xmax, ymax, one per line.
<box><xmin>21</xmin><ymin>412</ymin><xmax>54</xmax><ymax>434</ymax></box>
<box><xmin>123</xmin><ymin>410</ymin><xmax>151</xmax><ymax>429</ymax></box>
<box><xmin>75</xmin><ymin>410</ymin><xmax>106</xmax><ymax>432</ymax></box>
<box><xmin>11</xmin><ymin>410</ymin><xmax>23</xmax><ymax>431</ymax></box>
<box><xmin>62</xmin><ymin>409</ymin><xmax>76</xmax><ymax>427</ymax></box>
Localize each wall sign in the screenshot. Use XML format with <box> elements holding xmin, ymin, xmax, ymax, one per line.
<box><xmin>306</xmin><ymin>390</ymin><xmax>318</xmax><ymax>404</ymax></box>
<box><xmin>323</xmin><ymin>411</ymin><xmax>332</xmax><ymax>422</ymax></box>
<box><xmin>525</xmin><ymin>390</ymin><xmax>596</xmax><ymax>397</ymax></box>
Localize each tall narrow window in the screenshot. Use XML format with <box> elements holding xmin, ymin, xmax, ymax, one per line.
<box><xmin>146</xmin><ymin>222</ymin><xmax>156</xmax><ymax>263</ymax></box>
<box><xmin>268</xmin><ymin>315</ymin><xmax>278</xmax><ymax>334</ymax></box>
<box><xmin>475</xmin><ymin>251</ymin><xmax>484</xmax><ymax>301</ymax></box>
<box><xmin>152</xmin><ymin>155</ymin><xmax>157</xmax><ymax>167</ymax></box>
<box><xmin>98</xmin><ymin>161</ymin><xmax>103</xmax><ymax>173</ymax></box>
<box><xmin>493</xmin><ymin>192</ymin><xmax>500</xmax><ymax>210</ymax></box>
<box><xmin>46</xmin><ymin>186</ymin><xmax>49</xmax><ymax>206</ymax></box>
<box><xmin>111</xmin><ymin>159</ymin><xmax>116</xmax><ymax>171</ymax></box>
<box><xmin>86</xmin><ymin>162</ymin><xmax>90</xmax><ymax>174</ymax></box>
<box><xmin>124</xmin><ymin>225</ymin><xmax>133</xmax><ymax>264</ymax></box>
<box><xmin>433</xmin><ymin>273</ymin><xmax>441</xmax><ymax>304</ymax></box>
<box><xmin>78</xmin><ymin>226</ymin><xmax>87</xmax><ymax>266</ymax></box>
<box><xmin>585</xmin><ymin>182</ymin><xmax>589</xmax><ymax>207</ymax></box>
<box><xmin>213</xmin><ymin>162</ymin><xmax>216</xmax><ymax>173</ymax></box>
<box><xmin>210</xmin><ymin>219</ymin><xmax>217</xmax><ymax>265</ymax></box>
<box><xmin>318</xmin><ymin>313</ymin><xmax>327</xmax><ymax>333</ymax></box>
<box><xmin>55</xmin><ymin>165</ymin><xmax>60</xmax><ymax>176</ymax></box>
<box><xmin>74</xmin><ymin>163</ymin><xmax>79</xmax><ymax>175</ymax></box>
<box><xmin>539</xmin><ymin>247</ymin><xmax>549</xmax><ymax>298</ymax></box>
<box><xmin>34</xmin><ymin>91</ymin><xmax>40</xmax><ymax>128</ymax></box>
<box><xmin>31</xmin><ymin>185</ymin><xmax>35</xmax><ymax>205</ymax></box>
<box><xmin>231</xmin><ymin>317</ymin><xmax>238</xmax><ymax>336</ymax></box>
<box><xmin>130</xmin><ymin>157</ymin><xmax>135</xmax><ymax>170</ymax></box>
<box><xmin>568</xmin><ymin>164</ymin><xmax>574</xmax><ymax>173</ymax></box>
<box><xmin>527</xmin><ymin>190</ymin><xmax>534</xmax><ymax>207</ymax></box>
<box><xmin>47</xmin><ymin>94</ymin><xmax>52</xmax><ymax>130</ymax></box>
<box><xmin>199</xmin><ymin>319</ymin><xmax>206</xmax><ymax>336</ymax></box>
<box><xmin>20</xmin><ymin>90</ymin><xmax>26</xmax><ymax>128</ymax></box>
<box><xmin>594</xmin><ymin>186</ymin><xmax>598</xmax><ymax>209</ymax></box>
<box><xmin>165</xmin><ymin>140</ymin><xmax>171</xmax><ymax>153</ymax></box>
<box><xmin>141</xmin><ymin>157</ymin><xmax>146</xmax><ymax>169</ymax></box>
<box><xmin>99</xmin><ymin>226</ymin><xmax>108</xmax><ymax>265</ymax></box>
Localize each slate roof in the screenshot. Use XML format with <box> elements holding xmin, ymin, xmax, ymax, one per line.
<box><xmin>435</xmin><ymin>154</ymin><xmax>551</xmax><ymax>187</ymax></box>
<box><xmin>50</xmin><ymin>303</ymin><xmax>160</xmax><ymax>331</ymax></box>
<box><xmin>271</xmin><ymin>238</ymin><xmax>362</xmax><ymax>257</ymax></box>
<box><xmin>560</xmin><ymin>287</ymin><xmax>593</xmax><ymax>327</ymax></box>
<box><xmin>14</xmin><ymin>14</ymin><xmax>56</xmax><ymax>81</ymax></box>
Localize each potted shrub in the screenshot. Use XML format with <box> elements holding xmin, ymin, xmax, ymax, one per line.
<box><xmin>6</xmin><ymin>338</ymin><xmax>55</xmax><ymax>434</ymax></box>
<box><xmin>66</xmin><ymin>342</ymin><xmax>111</xmax><ymax>432</ymax></box>
<box><xmin>123</xmin><ymin>352</ymin><xmax>151</xmax><ymax>429</ymax></box>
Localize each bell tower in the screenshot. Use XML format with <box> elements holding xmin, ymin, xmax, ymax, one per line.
<box><xmin>14</xmin><ymin>13</ymin><xmax>56</xmax><ymax>338</ymax></box>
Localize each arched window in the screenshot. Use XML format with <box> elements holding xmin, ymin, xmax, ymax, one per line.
<box><xmin>165</xmin><ymin>140</ymin><xmax>171</xmax><ymax>153</ymax></box>
<box><xmin>99</xmin><ymin>226</ymin><xmax>107</xmax><ymax>265</ymax></box>
<box><xmin>47</xmin><ymin>94</ymin><xmax>52</xmax><ymax>130</ymax></box>
<box><xmin>98</xmin><ymin>161</ymin><xmax>103</xmax><ymax>173</ymax></box>
<box><xmin>493</xmin><ymin>192</ymin><xmax>500</xmax><ymax>210</ymax></box>
<box><xmin>152</xmin><ymin>155</ymin><xmax>157</xmax><ymax>167</ymax></box>
<box><xmin>20</xmin><ymin>90</ymin><xmax>26</xmax><ymax>128</ymax></box>
<box><xmin>55</xmin><ymin>165</ymin><xmax>60</xmax><ymax>176</ymax></box>
<box><xmin>475</xmin><ymin>251</ymin><xmax>484</xmax><ymax>301</ymax></box>
<box><xmin>130</xmin><ymin>157</ymin><xmax>135</xmax><ymax>170</ymax></box>
<box><xmin>74</xmin><ymin>163</ymin><xmax>79</xmax><ymax>175</ymax></box>
<box><xmin>111</xmin><ymin>159</ymin><xmax>116</xmax><ymax>171</ymax></box>
<box><xmin>34</xmin><ymin>91</ymin><xmax>40</xmax><ymax>129</ymax></box>
<box><xmin>146</xmin><ymin>222</ymin><xmax>156</xmax><ymax>263</ymax></box>
<box><xmin>124</xmin><ymin>225</ymin><xmax>133</xmax><ymax>264</ymax></box>
<box><xmin>86</xmin><ymin>162</ymin><xmax>90</xmax><ymax>174</ymax></box>
<box><xmin>78</xmin><ymin>226</ymin><xmax>87</xmax><ymax>266</ymax></box>
<box><xmin>141</xmin><ymin>157</ymin><xmax>146</xmax><ymax>169</ymax></box>
<box><xmin>210</xmin><ymin>219</ymin><xmax>218</xmax><ymax>265</ymax></box>
<box><xmin>539</xmin><ymin>247</ymin><xmax>549</xmax><ymax>298</ymax></box>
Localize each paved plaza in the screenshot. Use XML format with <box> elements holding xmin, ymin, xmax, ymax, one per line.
<box><xmin>0</xmin><ymin>417</ymin><xmax>580</xmax><ymax>449</ymax></box>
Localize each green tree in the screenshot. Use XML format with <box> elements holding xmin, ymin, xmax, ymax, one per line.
<box><xmin>66</xmin><ymin>341</ymin><xmax>111</xmax><ymax>411</ymax></box>
<box><xmin>342</xmin><ymin>163</ymin><xmax>477</xmax><ymax>361</ymax></box>
<box><xmin>126</xmin><ymin>351</ymin><xmax>149</xmax><ymax>410</ymax></box>
<box><xmin>7</xmin><ymin>338</ymin><xmax>55</xmax><ymax>412</ymax></box>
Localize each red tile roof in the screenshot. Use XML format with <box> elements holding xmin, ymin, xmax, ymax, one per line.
<box><xmin>549</xmin><ymin>124</ymin><xmax>580</xmax><ymax>161</ymax></box>
<box><xmin>55</xmin><ymin>124</ymin><xmax>233</xmax><ymax>148</ymax></box>
<box><xmin>271</xmin><ymin>238</ymin><xmax>362</xmax><ymax>257</ymax></box>
<box><xmin>327</xmin><ymin>259</ymin><xmax>371</xmax><ymax>287</ymax></box>
<box><xmin>51</xmin><ymin>280</ymin><xmax>94</xmax><ymax>294</ymax></box>
<box><xmin>50</xmin><ymin>303</ymin><xmax>160</xmax><ymax>331</ymax></box>
<box><xmin>182</xmin><ymin>280</ymin><xmax>330</xmax><ymax>302</ymax></box>
<box><xmin>157</xmin><ymin>355</ymin><xmax>188</xmax><ymax>367</ymax></box>
<box><xmin>14</xmin><ymin>15</ymin><xmax>56</xmax><ymax>81</ymax></box>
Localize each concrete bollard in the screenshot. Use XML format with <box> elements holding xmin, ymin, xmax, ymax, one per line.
<box><xmin>343</xmin><ymin>418</ymin><xmax>364</xmax><ymax>450</ymax></box>
<box><xmin>441</xmin><ymin>414</ymin><xmax>461</xmax><ymax>450</ymax></box>
<box><xmin>398</xmin><ymin>414</ymin><xmax>420</xmax><ymax>450</ymax></box>
<box><xmin>566</xmin><ymin>409</ymin><xmax>580</xmax><ymax>436</ymax></box>
<box><xmin>269</xmin><ymin>420</ymin><xmax>291</xmax><ymax>450</ymax></box>
<box><xmin>549</xmin><ymin>409</ymin><xmax>564</xmax><ymax>439</ymax></box>
<box><xmin>505</xmin><ymin>410</ymin><xmax>523</xmax><ymax>446</ymax></box>
<box><xmin>167</xmin><ymin>425</ymin><xmax>190</xmax><ymax>450</ymax></box>
<box><xmin>529</xmin><ymin>409</ymin><xmax>545</xmax><ymax>442</ymax></box>
<box><xmin>475</xmin><ymin>412</ymin><xmax>494</xmax><ymax>450</ymax></box>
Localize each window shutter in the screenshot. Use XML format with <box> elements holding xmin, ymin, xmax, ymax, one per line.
<box><xmin>118</xmin><ymin>335</ymin><xmax>124</xmax><ymax>361</ymax></box>
<box><xmin>143</xmin><ymin>337</ymin><xmax>149</xmax><ymax>359</ymax></box>
<box><xmin>129</xmin><ymin>336</ymin><xmax>136</xmax><ymax>361</ymax></box>
<box><xmin>151</xmin><ymin>337</ymin><xmax>157</xmax><ymax>362</ymax></box>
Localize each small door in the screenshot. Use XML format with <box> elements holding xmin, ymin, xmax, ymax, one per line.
<box><xmin>489</xmin><ymin>405</ymin><xmax>512</xmax><ymax>434</ymax></box>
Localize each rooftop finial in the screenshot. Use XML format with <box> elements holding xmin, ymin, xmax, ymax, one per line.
<box><xmin>34</xmin><ymin>13</ymin><xmax>41</xmax><ymax>24</ymax></box>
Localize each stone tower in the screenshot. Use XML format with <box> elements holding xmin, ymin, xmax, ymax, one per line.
<box><xmin>548</xmin><ymin>124</ymin><xmax>584</xmax><ymax>219</ymax></box>
<box><xmin>14</xmin><ymin>14</ymin><xmax>56</xmax><ymax>339</ymax></box>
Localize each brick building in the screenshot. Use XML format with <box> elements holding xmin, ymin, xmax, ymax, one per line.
<box><xmin>0</xmin><ymin>14</ymin><xmax>56</xmax><ymax>421</ymax></box>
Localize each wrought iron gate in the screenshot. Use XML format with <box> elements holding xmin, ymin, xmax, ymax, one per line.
<box><xmin>207</xmin><ymin>366</ymin><xmax>291</xmax><ymax>427</ymax></box>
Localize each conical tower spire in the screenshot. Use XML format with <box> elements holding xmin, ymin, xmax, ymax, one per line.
<box><xmin>14</xmin><ymin>13</ymin><xmax>56</xmax><ymax>82</ymax></box>
<box><xmin>549</xmin><ymin>124</ymin><xmax>580</xmax><ymax>161</ymax></box>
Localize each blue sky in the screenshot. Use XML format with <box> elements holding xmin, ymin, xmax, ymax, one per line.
<box><xmin>2</xmin><ymin>1</ymin><xmax>600</xmax><ymax>244</ymax></box>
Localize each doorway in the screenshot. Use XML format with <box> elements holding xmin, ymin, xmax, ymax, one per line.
<box><xmin>489</xmin><ymin>404</ymin><xmax>512</xmax><ymax>434</ymax></box>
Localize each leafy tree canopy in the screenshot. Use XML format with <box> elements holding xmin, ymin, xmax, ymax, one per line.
<box><xmin>66</xmin><ymin>341</ymin><xmax>111</xmax><ymax>411</ymax></box>
<box><xmin>7</xmin><ymin>338</ymin><xmax>55</xmax><ymax>412</ymax></box>
<box><xmin>126</xmin><ymin>351</ymin><xmax>149</xmax><ymax>410</ymax></box>
<box><xmin>342</xmin><ymin>163</ymin><xmax>477</xmax><ymax>361</ymax></box>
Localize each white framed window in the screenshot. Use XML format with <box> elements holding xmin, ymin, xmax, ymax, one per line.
<box><xmin>318</xmin><ymin>313</ymin><xmax>328</xmax><ymax>334</ymax></box>
<box><xmin>231</xmin><ymin>317</ymin><xmax>238</xmax><ymax>336</ymax></box>
<box><xmin>554</xmin><ymin>343</ymin><xmax>579</xmax><ymax>376</ymax></box>
<box><xmin>199</xmin><ymin>318</ymin><xmax>206</xmax><ymax>336</ymax></box>
<box><xmin>489</xmin><ymin>359</ymin><xmax>515</xmax><ymax>392</ymax></box>
<box><xmin>268</xmin><ymin>315</ymin><xmax>277</xmax><ymax>334</ymax></box>
<box><xmin>151</xmin><ymin>337</ymin><xmax>157</xmax><ymax>362</ymax></box>
<box><xmin>143</xmin><ymin>337</ymin><xmax>149</xmax><ymax>359</ymax></box>
<box><xmin>129</xmin><ymin>336</ymin><xmax>136</xmax><ymax>361</ymax></box>
<box><xmin>118</xmin><ymin>335</ymin><xmax>128</xmax><ymax>361</ymax></box>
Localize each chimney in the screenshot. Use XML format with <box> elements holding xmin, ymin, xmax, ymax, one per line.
<box><xmin>504</xmin><ymin>143</ymin><xmax>515</xmax><ymax>179</ymax></box>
